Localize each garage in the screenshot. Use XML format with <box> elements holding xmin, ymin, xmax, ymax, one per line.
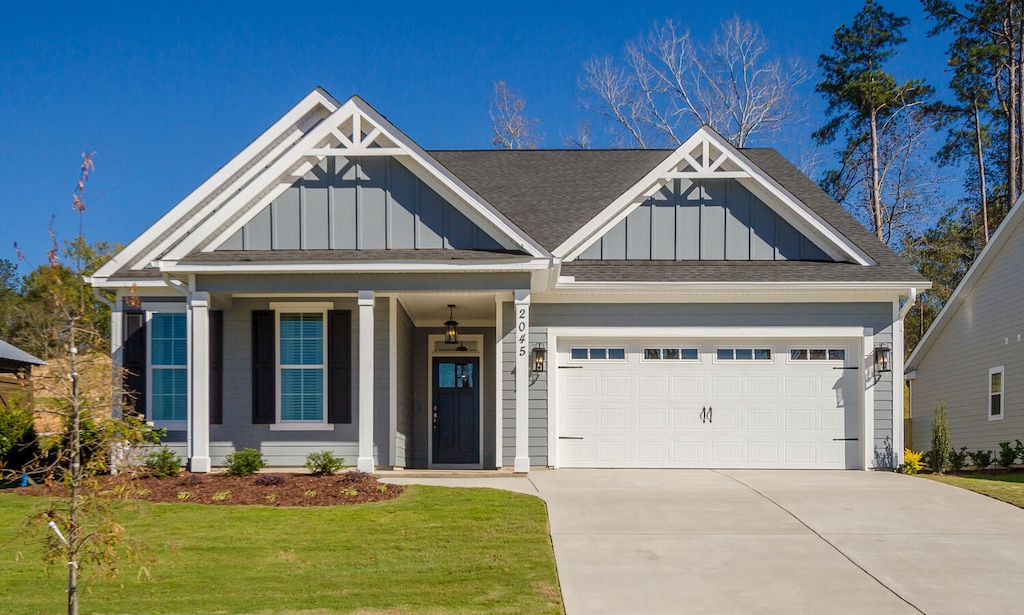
<box><xmin>554</xmin><ymin>338</ymin><xmax>863</xmax><ymax>469</ymax></box>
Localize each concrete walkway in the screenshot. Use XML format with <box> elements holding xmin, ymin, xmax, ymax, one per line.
<box><xmin>383</xmin><ymin>470</ymin><xmax>1024</xmax><ymax>614</ymax></box>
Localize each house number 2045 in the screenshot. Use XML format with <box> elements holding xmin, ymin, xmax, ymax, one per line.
<box><xmin>517</xmin><ymin>308</ymin><xmax>527</xmax><ymax>357</ymax></box>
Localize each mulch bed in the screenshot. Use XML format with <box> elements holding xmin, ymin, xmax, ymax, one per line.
<box><xmin>12</xmin><ymin>471</ymin><xmax>403</xmax><ymax>507</ymax></box>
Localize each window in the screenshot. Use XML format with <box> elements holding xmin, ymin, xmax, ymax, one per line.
<box><xmin>150</xmin><ymin>312</ymin><xmax>187</xmax><ymax>422</ymax></box>
<box><xmin>989</xmin><ymin>366</ymin><xmax>1004</xmax><ymax>420</ymax></box>
<box><xmin>790</xmin><ymin>348</ymin><xmax>846</xmax><ymax>361</ymax></box>
<box><xmin>643</xmin><ymin>348</ymin><xmax>699</xmax><ymax>361</ymax></box>
<box><xmin>279</xmin><ymin>312</ymin><xmax>325</xmax><ymax>422</ymax></box>
<box><xmin>716</xmin><ymin>348</ymin><xmax>772</xmax><ymax>361</ymax></box>
<box><xmin>569</xmin><ymin>347</ymin><xmax>626</xmax><ymax>361</ymax></box>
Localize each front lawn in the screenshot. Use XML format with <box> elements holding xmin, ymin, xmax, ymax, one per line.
<box><xmin>923</xmin><ymin>472</ymin><xmax>1024</xmax><ymax>509</ymax></box>
<box><xmin>0</xmin><ymin>485</ymin><xmax>562</xmax><ymax>614</ymax></box>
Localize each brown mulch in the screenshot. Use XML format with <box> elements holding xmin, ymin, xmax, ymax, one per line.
<box><xmin>12</xmin><ymin>471</ymin><xmax>404</xmax><ymax>507</ymax></box>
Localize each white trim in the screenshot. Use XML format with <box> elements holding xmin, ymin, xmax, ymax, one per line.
<box><xmin>274</xmin><ymin>306</ymin><xmax>329</xmax><ymax>426</ymax></box>
<box><xmin>155</xmin><ymin>258</ymin><xmax>553</xmax><ymax>275</ymax></box>
<box><xmin>555</xmin><ymin>127</ymin><xmax>872</xmax><ymax>266</ymax></box>
<box><xmin>513</xmin><ymin>289</ymin><xmax>531</xmax><ymax>473</ymax></box>
<box><xmin>388</xmin><ymin>296</ymin><xmax>398</xmax><ymax>468</ymax></box>
<box><xmin>988</xmin><ymin>366</ymin><xmax>1005</xmax><ymax>421</ymax></box>
<box><xmin>92</xmin><ymin>88</ymin><xmax>339</xmax><ymax>279</ymax></box>
<box><xmin>357</xmin><ymin>291</ymin><xmax>376</xmax><ymax>472</ymax></box>
<box><xmin>908</xmin><ymin>193</ymin><xmax>1024</xmax><ymax>370</ymax></box>
<box><xmin>426</xmin><ymin>334</ymin><xmax>485</xmax><ymax>470</ymax></box>
<box><xmin>892</xmin><ymin>299</ymin><xmax>904</xmax><ymax>466</ymax></box>
<box><xmin>269</xmin><ymin>423</ymin><xmax>335</xmax><ymax>431</ymax></box>
<box><xmin>188</xmin><ymin>290</ymin><xmax>211</xmax><ymax>473</ymax></box>
<box><xmin>553</xmin><ymin>280</ymin><xmax>921</xmax><ymax>294</ymax></box>
<box><xmin>545</xmin><ymin>326</ymin><xmax>873</xmax><ymax>470</ymax></box>
<box><xmin>494</xmin><ymin>296</ymin><xmax>504</xmax><ymax>469</ymax></box>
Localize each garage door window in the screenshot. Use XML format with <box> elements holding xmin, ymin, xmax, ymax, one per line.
<box><xmin>716</xmin><ymin>348</ymin><xmax>772</xmax><ymax>361</ymax></box>
<box><xmin>643</xmin><ymin>348</ymin><xmax>699</xmax><ymax>361</ymax></box>
<box><xmin>790</xmin><ymin>348</ymin><xmax>846</xmax><ymax>361</ymax></box>
<box><xmin>570</xmin><ymin>347</ymin><xmax>626</xmax><ymax>361</ymax></box>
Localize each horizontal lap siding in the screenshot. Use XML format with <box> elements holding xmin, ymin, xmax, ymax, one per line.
<box><xmin>395</xmin><ymin>303</ymin><xmax>414</xmax><ymax>467</ymax></box>
<box><xmin>912</xmin><ymin>221</ymin><xmax>1024</xmax><ymax>453</ymax></box>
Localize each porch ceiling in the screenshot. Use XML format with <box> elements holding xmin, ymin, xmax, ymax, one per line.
<box><xmin>398</xmin><ymin>293</ymin><xmax>503</xmax><ymax>328</ymax></box>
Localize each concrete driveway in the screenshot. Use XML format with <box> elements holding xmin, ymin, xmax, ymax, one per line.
<box><xmin>385</xmin><ymin>469</ymin><xmax>1024</xmax><ymax>614</ymax></box>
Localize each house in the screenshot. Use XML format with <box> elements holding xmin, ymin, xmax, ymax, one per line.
<box><xmin>0</xmin><ymin>339</ymin><xmax>46</xmax><ymax>409</ymax></box>
<box><xmin>906</xmin><ymin>195</ymin><xmax>1024</xmax><ymax>454</ymax></box>
<box><xmin>88</xmin><ymin>88</ymin><xmax>926</xmax><ymax>473</ymax></box>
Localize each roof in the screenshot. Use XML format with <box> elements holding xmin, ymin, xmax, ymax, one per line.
<box><xmin>907</xmin><ymin>193</ymin><xmax>1024</xmax><ymax>370</ymax></box>
<box><xmin>0</xmin><ymin>340</ymin><xmax>46</xmax><ymax>366</ymax></box>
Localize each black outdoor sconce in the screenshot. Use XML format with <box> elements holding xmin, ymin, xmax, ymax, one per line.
<box><xmin>532</xmin><ymin>344</ymin><xmax>547</xmax><ymax>373</ymax></box>
<box><xmin>444</xmin><ymin>304</ymin><xmax>459</xmax><ymax>345</ymax></box>
<box><xmin>874</xmin><ymin>343</ymin><xmax>892</xmax><ymax>373</ymax></box>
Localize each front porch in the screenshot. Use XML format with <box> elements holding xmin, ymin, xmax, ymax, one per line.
<box><xmin>124</xmin><ymin>280</ymin><xmax>541</xmax><ymax>474</ymax></box>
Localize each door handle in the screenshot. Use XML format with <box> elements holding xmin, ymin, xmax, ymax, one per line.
<box><xmin>700</xmin><ymin>407</ymin><xmax>706</xmax><ymax>423</ymax></box>
<box><xmin>432</xmin><ymin>406</ymin><xmax>437</xmax><ymax>427</ymax></box>
<box><xmin>707</xmin><ymin>406</ymin><xmax>712</xmax><ymax>423</ymax></box>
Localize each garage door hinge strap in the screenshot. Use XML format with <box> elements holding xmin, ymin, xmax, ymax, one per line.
<box><xmin>833</xmin><ymin>438</ymin><xmax>859</xmax><ymax>441</ymax></box>
<box><xmin>833</xmin><ymin>366</ymin><xmax>859</xmax><ymax>370</ymax></box>
<box><xmin>558</xmin><ymin>436</ymin><xmax>584</xmax><ymax>440</ymax></box>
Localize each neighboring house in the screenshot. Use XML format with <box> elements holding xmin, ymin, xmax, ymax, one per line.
<box><xmin>0</xmin><ymin>339</ymin><xmax>46</xmax><ymax>409</ymax></box>
<box><xmin>906</xmin><ymin>195</ymin><xmax>1024</xmax><ymax>453</ymax></box>
<box><xmin>88</xmin><ymin>88</ymin><xmax>926</xmax><ymax>473</ymax></box>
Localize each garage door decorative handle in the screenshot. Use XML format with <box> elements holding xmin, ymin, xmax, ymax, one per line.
<box><xmin>700</xmin><ymin>407</ymin><xmax>706</xmax><ymax>423</ymax></box>
<box><xmin>707</xmin><ymin>406</ymin><xmax>712</xmax><ymax>423</ymax></box>
<box><xmin>559</xmin><ymin>436</ymin><xmax>584</xmax><ymax>440</ymax></box>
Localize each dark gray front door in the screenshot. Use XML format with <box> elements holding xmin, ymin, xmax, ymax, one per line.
<box><xmin>432</xmin><ymin>357</ymin><xmax>480</xmax><ymax>464</ymax></box>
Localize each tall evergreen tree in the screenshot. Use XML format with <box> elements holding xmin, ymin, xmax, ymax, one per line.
<box><xmin>816</xmin><ymin>0</ymin><xmax>934</xmax><ymax>242</ymax></box>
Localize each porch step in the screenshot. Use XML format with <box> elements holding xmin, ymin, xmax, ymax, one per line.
<box><xmin>375</xmin><ymin>468</ymin><xmax>528</xmax><ymax>479</ymax></box>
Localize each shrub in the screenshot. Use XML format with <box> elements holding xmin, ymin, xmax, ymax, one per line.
<box><xmin>1015</xmin><ymin>440</ymin><xmax>1024</xmax><ymax>463</ymax></box>
<box><xmin>997</xmin><ymin>441</ymin><xmax>1018</xmax><ymax>469</ymax></box>
<box><xmin>921</xmin><ymin>449</ymin><xmax>934</xmax><ymax>471</ymax></box>
<box><xmin>968</xmin><ymin>449</ymin><xmax>993</xmax><ymax>471</ymax></box>
<box><xmin>902</xmin><ymin>449</ymin><xmax>923</xmax><ymax>475</ymax></box>
<box><xmin>305</xmin><ymin>450</ymin><xmax>344</xmax><ymax>476</ymax></box>
<box><xmin>144</xmin><ymin>446</ymin><xmax>183</xmax><ymax>478</ymax></box>
<box><xmin>0</xmin><ymin>398</ymin><xmax>39</xmax><ymax>472</ymax></box>
<box><xmin>930</xmin><ymin>400</ymin><xmax>950</xmax><ymax>472</ymax></box>
<box><xmin>948</xmin><ymin>447</ymin><xmax>969</xmax><ymax>472</ymax></box>
<box><xmin>224</xmin><ymin>448</ymin><xmax>266</xmax><ymax>476</ymax></box>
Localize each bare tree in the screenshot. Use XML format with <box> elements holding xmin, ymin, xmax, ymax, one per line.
<box><xmin>489</xmin><ymin>81</ymin><xmax>542</xmax><ymax>149</ymax></box>
<box><xmin>580</xmin><ymin>17</ymin><xmax>809</xmax><ymax>148</ymax></box>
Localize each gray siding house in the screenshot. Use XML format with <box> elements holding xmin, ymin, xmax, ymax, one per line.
<box><xmin>906</xmin><ymin>195</ymin><xmax>1024</xmax><ymax>453</ymax></box>
<box><xmin>89</xmin><ymin>88</ymin><xmax>926</xmax><ymax>473</ymax></box>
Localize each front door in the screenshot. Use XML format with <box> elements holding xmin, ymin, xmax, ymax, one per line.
<box><xmin>432</xmin><ymin>357</ymin><xmax>480</xmax><ymax>464</ymax></box>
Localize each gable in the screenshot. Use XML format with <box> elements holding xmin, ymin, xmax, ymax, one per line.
<box><xmin>578</xmin><ymin>177</ymin><xmax>829</xmax><ymax>261</ymax></box>
<box><xmin>559</xmin><ymin>127</ymin><xmax>871</xmax><ymax>266</ymax></box>
<box><xmin>216</xmin><ymin>156</ymin><xmax>503</xmax><ymax>251</ymax></box>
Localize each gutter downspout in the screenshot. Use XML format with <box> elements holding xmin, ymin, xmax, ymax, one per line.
<box><xmin>899</xmin><ymin>288</ymin><xmax>917</xmax><ymax>320</ymax></box>
<box><xmin>91</xmin><ymin>286</ymin><xmax>115</xmax><ymax>309</ymax></box>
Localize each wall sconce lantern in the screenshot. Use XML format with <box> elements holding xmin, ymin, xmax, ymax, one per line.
<box><xmin>874</xmin><ymin>343</ymin><xmax>892</xmax><ymax>373</ymax></box>
<box><xmin>532</xmin><ymin>344</ymin><xmax>547</xmax><ymax>373</ymax></box>
<box><xmin>444</xmin><ymin>304</ymin><xmax>460</xmax><ymax>345</ymax></box>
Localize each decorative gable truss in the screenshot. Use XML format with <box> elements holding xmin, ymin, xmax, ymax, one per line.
<box><xmin>559</xmin><ymin>127</ymin><xmax>873</xmax><ymax>265</ymax></box>
<box><xmin>92</xmin><ymin>92</ymin><xmax>546</xmax><ymax>284</ymax></box>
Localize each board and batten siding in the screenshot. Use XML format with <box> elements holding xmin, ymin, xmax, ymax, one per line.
<box><xmin>216</xmin><ymin>156</ymin><xmax>502</xmax><ymax>252</ymax></box>
<box><xmin>911</xmin><ymin>216</ymin><xmax>1024</xmax><ymax>453</ymax></box>
<box><xmin>525</xmin><ymin>302</ymin><xmax>897</xmax><ymax>468</ymax></box>
<box><xmin>579</xmin><ymin>178</ymin><xmax>829</xmax><ymax>261</ymax></box>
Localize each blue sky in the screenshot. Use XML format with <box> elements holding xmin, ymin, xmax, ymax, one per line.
<box><xmin>0</xmin><ymin>1</ymin><xmax>949</xmax><ymax>274</ymax></box>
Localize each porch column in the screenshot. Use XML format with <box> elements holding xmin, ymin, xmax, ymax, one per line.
<box><xmin>188</xmin><ymin>291</ymin><xmax>211</xmax><ymax>473</ymax></box>
<box><xmin>514</xmin><ymin>289</ymin><xmax>530</xmax><ymax>473</ymax></box>
<box><xmin>357</xmin><ymin>291</ymin><xmax>375</xmax><ymax>473</ymax></box>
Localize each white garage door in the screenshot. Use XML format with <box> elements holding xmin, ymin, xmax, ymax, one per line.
<box><xmin>556</xmin><ymin>339</ymin><xmax>861</xmax><ymax>469</ymax></box>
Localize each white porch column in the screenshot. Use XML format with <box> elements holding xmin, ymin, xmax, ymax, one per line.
<box><xmin>514</xmin><ymin>289</ymin><xmax>530</xmax><ymax>473</ymax></box>
<box><xmin>494</xmin><ymin>295</ymin><xmax>504</xmax><ymax>469</ymax></box>
<box><xmin>188</xmin><ymin>291</ymin><xmax>211</xmax><ymax>473</ymax></box>
<box><xmin>357</xmin><ymin>291</ymin><xmax>376</xmax><ymax>473</ymax></box>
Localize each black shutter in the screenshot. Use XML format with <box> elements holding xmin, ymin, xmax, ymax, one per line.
<box><xmin>327</xmin><ymin>310</ymin><xmax>352</xmax><ymax>424</ymax></box>
<box><xmin>251</xmin><ymin>310</ymin><xmax>275</xmax><ymax>424</ymax></box>
<box><xmin>209</xmin><ymin>310</ymin><xmax>223</xmax><ymax>425</ymax></box>
<box><xmin>122</xmin><ymin>310</ymin><xmax>146</xmax><ymax>417</ymax></box>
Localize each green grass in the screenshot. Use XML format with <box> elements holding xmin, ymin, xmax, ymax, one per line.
<box><xmin>923</xmin><ymin>473</ymin><xmax>1024</xmax><ymax>508</ymax></box>
<box><xmin>0</xmin><ymin>486</ymin><xmax>562</xmax><ymax>615</ymax></box>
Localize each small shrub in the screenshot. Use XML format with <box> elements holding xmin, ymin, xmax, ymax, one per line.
<box><xmin>211</xmin><ymin>491</ymin><xmax>231</xmax><ymax>501</ymax></box>
<box><xmin>0</xmin><ymin>398</ymin><xmax>39</xmax><ymax>471</ymax></box>
<box><xmin>340</xmin><ymin>488</ymin><xmax>358</xmax><ymax>496</ymax></box>
<box><xmin>902</xmin><ymin>449</ymin><xmax>923</xmax><ymax>475</ymax></box>
<box><xmin>265</xmin><ymin>493</ymin><xmax>278</xmax><ymax>502</ymax></box>
<box><xmin>377</xmin><ymin>484</ymin><xmax>388</xmax><ymax>494</ymax></box>
<box><xmin>1015</xmin><ymin>440</ymin><xmax>1024</xmax><ymax>464</ymax></box>
<box><xmin>176</xmin><ymin>491</ymin><xmax>193</xmax><ymax>500</ymax></box>
<box><xmin>305</xmin><ymin>450</ymin><xmax>344</xmax><ymax>476</ymax></box>
<box><xmin>303</xmin><ymin>489</ymin><xmax>317</xmax><ymax>497</ymax></box>
<box><xmin>254</xmin><ymin>474</ymin><xmax>286</xmax><ymax>486</ymax></box>
<box><xmin>144</xmin><ymin>446</ymin><xmax>183</xmax><ymax>478</ymax></box>
<box><xmin>930</xmin><ymin>401</ymin><xmax>950</xmax><ymax>472</ymax></box>
<box><xmin>921</xmin><ymin>449</ymin><xmax>934</xmax><ymax>470</ymax></box>
<box><xmin>968</xmin><ymin>449</ymin><xmax>993</xmax><ymax>470</ymax></box>
<box><xmin>224</xmin><ymin>448</ymin><xmax>266</xmax><ymax>476</ymax></box>
<box><xmin>948</xmin><ymin>447</ymin><xmax>969</xmax><ymax>472</ymax></box>
<box><xmin>997</xmin><ymin>442</ymin><xmax>1018</xmax><ymax>469</ymax></box>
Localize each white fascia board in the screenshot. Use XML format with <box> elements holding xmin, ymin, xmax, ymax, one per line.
<box><xmin>93</xmin><ymin>89</ymin><xmax>339</xmax><ymax>278</ymax></box>
<box><xmin>86</xmin><ymin>276</ymin><xmax>176</xmax><ymax>290</ymax></box>
<box><xmin>551</xmin><ymin>279</ymin><xmax>923</xmax><ymax>294</ymax></box>
<box><xmin>532</xmin><ymin>287</ymin><xmax>907</xmax><ymax>305</ymax></box>
<box><xmin>555</xmin><ymin>127</ymin><xmax>872</xmax><ymax>266</ymax></box>
<box><xmin>906</xmin><ymin>193</ymin><xmax>1024</xmax><ymax>371</ymax></box>
<box><xmin>348</xmin><ymin>98</ymin><xmax>547</xmax><ymax>258</ymax></box>
<box><xmin>547</xmin><ymin>325</ymin><xmax>867</xmax><ymax>339</ymax></box>
<box><xmin>155</xmin><ymin>257</ymin><xmax>553</xmax><ymax>275</ymax></box>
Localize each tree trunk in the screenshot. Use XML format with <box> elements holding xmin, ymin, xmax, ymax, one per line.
<box><xmin>869</xmin><ymin>107</ymin><xmax>885</xmax><ymax>240</ymax></box>
<box><xmin>1009</xmin><ymin>6</ymin><xmax>1021</xmax><ymax>206</ymax></box>
<box><xmin>68</xmin><ymin>325</ymin><xmax>80</xmax><ymax>615</ymax></box>
<box><xmin>974</xmin><ymin>101</ymin><xmax>990</xmax><ymax>243</ymax></box>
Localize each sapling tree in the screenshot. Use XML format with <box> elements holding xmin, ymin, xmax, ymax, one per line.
<box><xmin>4</xmin><ymin>153</ymin><xmax>159</xmax><ymax>615</ymax></box>
<box><xmin>930</xmin><ymin>400</ymin><xmax>951</xmax><ymax>472</ymax></box>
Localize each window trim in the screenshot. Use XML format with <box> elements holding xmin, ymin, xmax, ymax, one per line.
<box><xmin>787</xmin><ymin>347</ymin><xmax>848</xmax><ymax>364</ymax></box>
<box><xmin>641</xmin><ymin>347</ymin><xmax>700</xmax><ymax>362</ymax></box>
<box><xmin>568</xmin><ymin>347</ymin><xmax>628</xmax><ymax>362</ymax></box>
<box><xmin>270</xmin><ymin>302</ymin><xmax>333</xmax><ymax>425</ymax></box>
<box><xmin>989</xmin><ymin>366</ymin><xmax>1005</xmax><ymax>421</ymax></box>
<box><xmin>714</xmin><ymin>347</ymin><xmax>774</xmax><ymax>363</ymax></box>
<box><xmin>146</xmin><ymin>304</ymin><xmax>187</xmax><ymax>429</ymax></box>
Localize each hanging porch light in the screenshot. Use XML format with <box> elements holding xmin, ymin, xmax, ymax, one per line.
<box><xmin>444</xmin><ymin>304</ymin><xmax>460</xmax><ymax>345</ymax></box>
